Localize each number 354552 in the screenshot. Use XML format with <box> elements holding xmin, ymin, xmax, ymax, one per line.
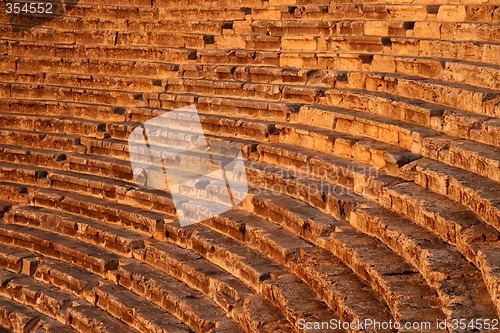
<box><xmin>5</xmin><ymin>2</ymin><xmax>53</xmax><ymax>14</ymax></box>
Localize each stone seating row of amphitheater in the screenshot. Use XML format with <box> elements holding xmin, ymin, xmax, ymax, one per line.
<box><xmin>2</xmin><ymin>28</ymin><xmax>499</xmax><ymax>69</ymax></box>
<box><xmin>0</xmin><ymin>0</ymin><xmax>499</xmax><ymax>332</ymax></box>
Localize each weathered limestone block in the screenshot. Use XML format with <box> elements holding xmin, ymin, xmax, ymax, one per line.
<box><xmin>231</xmin><ymin>294</ymin><xmax>294</xmax><ymax>332</ymax></box>
<box><xmin>476</xmin><ymin>243</ymin><xmax>500</xmax><ymax>317</ymax></box>
<box><xmin>116</xmin><ymin>262</ymin><xmax>237</xmax><ymax>332</ymax></box>
<box><xmin>280</xmin><ymin>52</ymin><xmax>318</xmax><ymax>68</ymax></box>
<box><xmin>0</xmin><ymin>296</ymin><xmax>43</xmax><ymax>332</ymax></box>
<box><xmin>281</xmin><ymin>36</ymin><xmax>317</xmax><ymax>51</ymax></box>
<box><xmin>401</xmin><ymin>158</ymin><xmax>500</xmax><ymax>232</ymax></box>
<box><xmin>252</xmin><ymin>8</ymin><xmax>282</xmax><ymax>20</ymax></box>
<box><xmin>437</xmin><ymin>5</ymin><xmax>467</xmax><ymax>21</ymax></box>
<box><xmin>380</xmin><ymin>182</ymin><xmax>500</xmax><ymax>265</ymax></box>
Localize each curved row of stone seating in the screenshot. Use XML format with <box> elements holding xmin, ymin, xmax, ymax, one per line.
<box><xmin>1</xmin><ymin>74</ymin><xmax>496</xmax><ymax>150</ymax></box>
<box><xmin>2</xmin><ymin>27</ymin><xmax>499</xmax><ymax>67</ymax></box>
<box><xmin>3</xmin><ymin>41</ymin><xmax>499</xmax><ymax>91</ymax></box>
<box><xmin>4</xmin><ymin>12</ymin><xmax>500</xmax><ymax>45</ymax></box>
<box><xmin>0</xmin><ymin>262</ymin><xmax>144</xmax><ymax>333</ymax></box>
<box><xmin>0</xmin><ymin>225</ymin><xmax>266</xmax><ymax>333</ymax></box>
<box><xmin>0</xmin><ymin>295</ymin><xmax>76</xmax><ymax>333</ymax></box>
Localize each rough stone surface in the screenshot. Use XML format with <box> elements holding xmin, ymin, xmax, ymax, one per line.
<box><xmin>0</xmin><ymin>0</ymin><xmax>498</xmax><ymax>332</ymax></box>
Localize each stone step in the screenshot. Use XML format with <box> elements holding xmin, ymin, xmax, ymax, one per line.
<box><xmin>2</xmin><ymin>23</ymin><xmax>499</xmax><ymax>65</ymax></box>
<box><xmin>176</xmin><ymin>59</ymin><xmax>500</xmax><ymax>92</ymax></box>
<box><xmin>37</xmin><ymin>2</ymin><xmax>499</xmax><ymax>23</ymax></box>
<box><xmin>379</xmin><ymin>181</ymin><xmax>500</xmax><ymax>265</ymax></box>
<box><xmin>64</xmin><ymin>0</ymin><xmax>500</xmax><ymax>11</ymax></box>
<box><xmin>0</xmin><ymin>269</ymin><xmax>139</xmax><ymax>333</ymax></box>
<box><xmin>0</xmin><ymin>25</ymin><xmax>211</xmax><ymax>49</ymax></box>
<box><xmin>65</xmin><ymin>154</ymin><xmax>134</xmax><ymax>181</ymax></box>
<box><xmin>0</xmin><ymin>296</ymin><xmax>76</xmax><ymax>333</ymax></box>
<box><xmin>400</xmin><ymin>158</ymin><xmax>500</xmax><ymax>233</ymax></box>
<box><xmin>0</xmin><ymin>232</ymin><xmax>230</xmax><ymax>332</ymax></box>
<box><xmin>373</xmin><ymin>55</ymin><xmax>500</xmax><ymax>91</ymax></box>
<box><xmin>6</xmin><ymin>9</ymin><xmax>500</xmax><ymax>44</ymax></box>
<box><xmin>93</xmin><ymin>283</ymin><xmax>202</xmax><ymax>333</ymax></box>
<box><xmin>186</xmin><ymin>50</ymin><xmax>500</xmax><ymax>93</ymax></box>
<box><xmin>152</xmin><ymin>95</ymin><xmax>299</xmax><ymax>123</ymax></box>
<box><xmin>0</xmin><ymin>70</ymin><xmax>166</xmax><ymax>94</ymax></box>
<box><xmin>155</xmin><ymin>3</ymin><xmax>500</xmax><ymax>20</ymax></box>
<box><xmin>252</xmin><ymin>19</ymin><xmax>500</xmax><ymax>44</ymax></box>
<box><xmin>0</xmin><ymin>144</ymin><xmax>132</xmax><ymax>181</ymax></box>
<box><xmin>0</xmin><ymin>98</ymin><xmax>127</xmax><ymax>123</ymax></box>
<box><xmin>11</xmin><ymin>55</ymin><xmax>181</xmax><ymax>80</ymax></box>
<box><xmin>203</xmin><ymin>206</ymin><xmax>414</xmax><ymax>327</ymax></box>
<box><xmin>245</xmin><ymin>142</ymin><xmax>500</xmax><ymax>312</ymax></box>
<box><xmin>193</xmin><ymin>173</ymin><xmax>496</xmax><ymax>325</ymax></box>
<box><xmin>158</xmin><ymin>76</ymin><xmax>499</xmax><ymax>132</ymax></box>
<box><xmin>4</xmin><ymin>41</ymin><xmax>196</xmax><ymax>65</ymax></box>
<box><xmin>348</xmin><ymin>71</ymin><xmax>500</xmax><ymax>120</ymax></box>
<box><xmin>127</xmin><ymin>108</ymin><xmax>419</xmax><ymax>174</ymax></box>
<box><xmin>4</xmin><ymin>205</ymin><xmax>146</xmax><ymax>257</ymax></box>
<box><xmin>0</xmin><ymin>221</ymin><xmax>120</xmax><ymax>277</ymax></box>
<box><xmin>2</xmin><ymin>248</ymin><xmax>207</xmax><ymax>332</ymax></box>
<box><xmin>73</xmin><ymin>4</ymin><xmax>247</xmax><ymax>21</ymax></box>
<box><xmin>0</xmin><ymin>113</ymin><xmax>109</xmax><ymax>139</ymax></box>
<box><xmin>6</xmin><ymin>53</ymin><xmax>496</xmax><ymax>132</ymax></box>
<box><xmin>1</xmin><ymin>82</ymin><xmax>146</xmax><ymax>108</ymax></box>
<box><xmin>6</xmin><ymin>42</ymin><xmax>499</xmax><ymax>93</ymax></box>
<box><xmin>251</xmin><ymin>141</ymin><xmax>499</xmax><ymax>254</ymax></box>
<box><xmin>297</xmin><ymin>105</ymin><xmax>500</xmax><ymax>182</ymax></box>
<box><xmin>351</xmin><ymin>204</ymin><xmax>500</xmax><ymax>320</ymax></box>
<box><xmin>277</xmin><ymin>40</ymin><xmax>499</xmax><ymax>67</ymax></box>
<box><xmin>476</xmin><ymin>243</ymin><xmax>500</xmax><ymax>318</ymax></box>
<box><xmin>0</xmin><ymin>128</ymin><xmax>87</xmax><ymax>154</ymax></box>
<box><xmin>30</xmin><ymin>187</ymin><xmax>167</xmax><ymax>236</ymax></box>
<box><xmin>2</xmin><ymin>67</ymin><xmax>498</xmax><ymax>152</ymax></box>
<box><xmin>135</xmin><ymin>101</ymin><xmax>500</xmax><ymax>193</ymax></box>
<box><xmin>179</xmin><ymin>219</ymin><xmax>443</xmax><ymax>329</ymax></box>
<box><xmin>1</xmin><ymin>122</ymin><xmax>498</xmax><ymax>258</ymax></box>
<box><xmin>0</xmin><ymin>245</ymin><xmax>37</xmax><ymax>274</ymax></box>
<box><xmin>180</xmin><ymin>202</ymin><xmax>396</xmax><ymax>325</ymax></box>
<box><xmin>37</xmin><ymin>253</ymin><xmax>244</xmax><ymax>332</ymax></box>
